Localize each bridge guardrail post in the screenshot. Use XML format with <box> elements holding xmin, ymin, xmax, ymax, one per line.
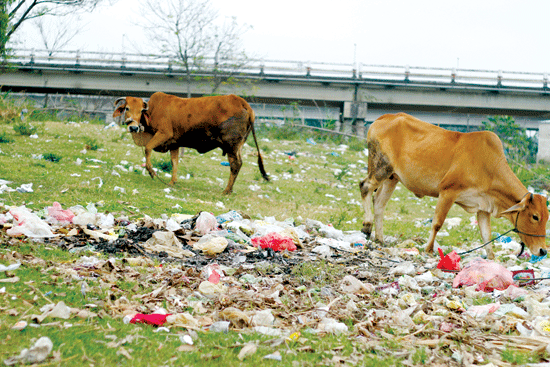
<box><xmin>544</xmin><ymin>74</ymin><xmax>548</xmax><ymax>90</ymax></box>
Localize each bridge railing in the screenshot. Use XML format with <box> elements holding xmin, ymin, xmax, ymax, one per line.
<box><xmin>8</xmin><ymin>48</ymin><xmax>549</xmax><ymax>89</ymax></box>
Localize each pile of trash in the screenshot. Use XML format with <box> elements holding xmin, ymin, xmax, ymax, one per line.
<box><xmin>3</xmin><ymin>201</ymin><xmax>550</xmax><ymax>365</ymax></box>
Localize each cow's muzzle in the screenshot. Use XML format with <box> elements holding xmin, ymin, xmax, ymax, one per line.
<box><xmin>128</xmin><ymin>125</ymin><xmax>140</xmax><ymax>133</ymax></box>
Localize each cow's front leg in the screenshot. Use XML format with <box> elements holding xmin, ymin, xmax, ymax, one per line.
<box><xmin>224</xmin><ymin>152</ymin><xmax>242</xmax><ymax>194</ymax></box>
<box><xmin>359</xmin><ymin>177</ymin><xmax>378</xmax><ymax>239</ymax></box>
<box><xmin>169</xmin><ymin>148</ymin><xmax>180</xmax><ymax>186</ymax></box>
<box><xmin>144</xmin><ymin>130</ymin><xmax>173</xmax><ymax>180</ymax></box>
<box><xmin>477</xmin><ymin>211</ymin><xmax>494</xmax><ymax>259</ymax></box>
<box><xmin>425</xmin><ymin>190</ymin><xmax>458</xmax><ymax>254</ymax></box>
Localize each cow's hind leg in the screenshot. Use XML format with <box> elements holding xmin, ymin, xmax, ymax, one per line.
<box><xmin>373</xmin><ymin>175</ymin><xmax>399</xmax><ymax>243</ymax></box>
<box><xmin>169</xmin><ymin>148</ymin><xmax>180</xmax><ymax>186</ymax></box>
<box><xmin>224</xmin><ymin>151</ymin><xmax>242</xmax><ymax>194</ymax></box>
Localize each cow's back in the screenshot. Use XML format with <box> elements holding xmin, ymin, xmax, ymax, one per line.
<box><xmin>367</xmin><ymin>113</ymin><xmax>509</xmax><ymax>198</ymax></box>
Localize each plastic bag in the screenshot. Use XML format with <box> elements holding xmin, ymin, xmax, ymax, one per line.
<box><xmin>437</xmin><ymin>248</ymin><xmax>461</xmax><ymax>271</ymax></box>
<box><xmin>195</xmin><ymin>212</ymin><xmax>218</xmax><ymax>235</ymax></box>
<box><xmin>130</xmin><ymin>313</ymin><xmax>171</xmax><ymax>326</ymax></box>
<box><xmin>452</xmin><ymin>258</ymin><xmax>514</xmax><ymax>292</ymax></box>
<box><xmin>7</xmin><ymin>206</ymin><xmax>55</xmax><ymax>238</ymax></box>
<box><xmin>251</xmin><ymin>232</ymin><xmax>297</xmax><ymax>251</ymax></box>
<box><xmin>193</xmin><ymin>235</ymin><xmax>228</xmax><ymax>256</ymax></box>
<box><xmin>46</xmin><ymin>202</ymin><xmax>74</xmax><ymax>224</ymax></box>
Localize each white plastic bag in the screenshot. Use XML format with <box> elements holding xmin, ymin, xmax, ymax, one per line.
<box><xmin>7</xmin><ymin>206</ymin><xmax>55</xmax><ymax>238</ymax></box>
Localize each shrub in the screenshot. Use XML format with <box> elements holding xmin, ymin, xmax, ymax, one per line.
<box><xmin>43</xmin><ymin>153</ymin><xmax>62</xmax><ymax>162</ymax></box>
<box><xmin>0</xmin><ymin>131</ymin><xmax>14</xmax><ymax>143</ymax></box>
<box><xmin>84</xmin><ymin>137</ymin><xmax>102</xmax><ymax>151</ymax></box>
<box><xmin>153</xmin><ymin>158</ymin><xmax>172</xmax><ymax>173</ymax></box>
<box><xmin>13</xmin><ymin>122</ymin><xmax>37</xmax><ymax>136</ymax></box>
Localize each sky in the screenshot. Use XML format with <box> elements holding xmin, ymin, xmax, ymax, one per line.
<box><xmin>13</xmin><ymin>0</ymin><xmax>550</xmax><ymax>74</ymax></box>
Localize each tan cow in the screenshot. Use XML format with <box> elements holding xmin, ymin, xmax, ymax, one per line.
<box><xmin>359</xmin><ymin>113</ymin><xmax>548</xmax><ymax>259</ymax></box>
<box><xmin>113</xmin><ymin>92</ymin><xmax>269</xmax><ymax>194</ymax></box>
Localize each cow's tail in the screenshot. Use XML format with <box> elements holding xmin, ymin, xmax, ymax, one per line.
<box><xmin>249</xmin><ymin>107</ymin><xmax>269</xmax><ymax>182</ymax></box>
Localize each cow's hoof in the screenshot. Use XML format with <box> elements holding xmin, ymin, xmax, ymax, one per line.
<box><xmin>222</xmin><ymin>190</ymin><xmax>232</xmax><ymax>195</ymax></box>
<box><xmin>361</xmin><ymin>223</ymin><xmax>372</xmax><ymax>237</ymax></box>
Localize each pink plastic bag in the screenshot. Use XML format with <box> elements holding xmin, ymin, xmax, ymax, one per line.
<box><xmin>251</xmin><ymin>232</ymin><xmax>297</xmax><ymax>252</ymax></box>
<box><xmin>437</xmin><ymin>248</ymin><xmax>461</xmax><ymax>271</ymax></box>
<box><xmin>195</xmin><ymin>212</ymin><xmax>218</xmax><ymax>235</ymax></box>
<box><xmin>47</xmin><ymin>202</ymin><xmax>74</xmax><ymax>224</ymax></box>
<box><xmin>452</xmin><ymin>258</ymin><xmax>514</xmax><ymax>292</ymax></box>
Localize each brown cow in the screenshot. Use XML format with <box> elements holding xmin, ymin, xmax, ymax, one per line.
<box><xmin>113</xmin><ymin>92</ymin><xmax>269</xmax><ymax>194</ymax></box>
<box><xmin>359</xmin><ymin>113</ymin><xmax>548</xmax><ymax>259</ymax></box>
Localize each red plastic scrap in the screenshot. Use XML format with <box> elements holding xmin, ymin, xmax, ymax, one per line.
<box><xmin>437</xmin><ymin>248</ymin><xmax>461</xmax><ymax>271</ymax></box>
<box><xmin>251</xmin><ymin>232</ymin><xmax>297</xmax><ymax>252</ymax></box>
<box><xmin>129</xmin><ymin>313</ymin><xmax>171</xmax><ymax>326</ymax></box>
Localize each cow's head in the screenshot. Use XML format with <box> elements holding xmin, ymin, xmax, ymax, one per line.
<box><xmin>113</xmin><ymin>97</ymin><xmax>149</xmax><ymax>133</ymax></box>
<box><xmin>502</xmin><ymin>193</ymin><xmax>548</xmax><ymax>257</ymax></box>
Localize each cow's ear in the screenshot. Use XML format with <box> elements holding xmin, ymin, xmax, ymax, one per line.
<box><xmin>502</xmin><ymin>195</ymin><xmax>530</xmax><ymax>214</ymax></box>
<box><xmin>113</xmin><ymin>106</ymin><xmax>125</xmax><ymax>118</ymax></box>
<box><xmin>113</xmin><ymin>97</ymin><xmax>126</xmax><ymax>118</ymax></box>
<box><xmin>502</xmin><ymin>203</ymin><xmax>525</xmax><ymax>215</ymax></box>
<box><xmin>141</xmin><ymin>110</ymin><xmax>150</xmax><ymax>126</ymax></box>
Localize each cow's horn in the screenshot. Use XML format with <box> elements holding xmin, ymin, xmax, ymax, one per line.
<box><xmin>114</xmin><ymin>97</ymin><xmax>126</xmax><ymax>107</ymax></box>
<box><xmin>142</xmin><ymin>101</ymin><xmax>148</xmax><ymax>111</ymax></box>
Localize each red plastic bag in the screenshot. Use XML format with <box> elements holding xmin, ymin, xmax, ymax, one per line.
<box><xmin>437</xmin><ymin>248</ymin><xmax>461</xmax><ymax>271</ymax></box>
<box><xmin>130</xmin><ymin>313</ymin><xmax>171</xmax><ymax>326</ymax></box>
<box><xmin>251</xmin><ymin>232</ymin><xmax>297</xmax><ymax>252</ymax></box>
<box><xmin>452</xmin><ymin>258</ymin><xmax>514</xmax><ymax>292</ymax></box>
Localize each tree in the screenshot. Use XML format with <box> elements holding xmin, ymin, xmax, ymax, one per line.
<box><xmin>482</xmin><ymin>115</ymin><xmax>538</xmax><ymax>163</ymax></box>
<box><xmin>141</xmin><ymin>0</ymin><xmax>251</xmax><ymax>97</ymax></box>
<box><xmin>208</xmin><ymin>16</ymin><xmax>252</xmax><ymax>95</ymax></box>
<box><xmin>1</xmin><ymin>0</ymin><xmax>107</xmax><ymax>59</ymax></box>
<box><xmin>33</xmin><ymin>14</ymin><xmax>82</xmax><ymax>56</ymax></box>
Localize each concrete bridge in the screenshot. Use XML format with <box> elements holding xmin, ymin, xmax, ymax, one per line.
<box><xmin>1</xmin><ymin>49</ymin><xmax>549</xmax><ymax>135</ymax></box>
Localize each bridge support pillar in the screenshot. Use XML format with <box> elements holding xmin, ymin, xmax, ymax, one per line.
<box><xmin>537</xmin><ymin>122</ymin><xmax>550</xmax><ymax>163</ymax></box>
<box><xmin>342</xmin><ymin>101</ymin><xmax>367</xmax><ymax>137</ymax></box>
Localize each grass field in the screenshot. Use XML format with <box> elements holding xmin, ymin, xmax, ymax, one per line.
<box><xmin>1</xmin><ymin>116</ymin><xmax>550</xmax><ymax>366</ymax></box>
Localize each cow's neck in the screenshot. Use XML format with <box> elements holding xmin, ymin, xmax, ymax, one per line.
<box><xmin>492</xmin><ymin>167</ymin><xmax>528</xmax><ymax>215</ymax></box>
<box><xmin>130</xmin><ymin>131</ymin><xmax>153</xmax><ymax>147</ymax></box>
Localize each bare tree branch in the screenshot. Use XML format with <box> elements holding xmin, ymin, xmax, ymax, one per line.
<box><xmin>141</xmin><ymin>0</ymin><xmax>252</xmax><ymax>97</ymax></box>
<box><xmin>34</xmin><ymin>14</ymin><xmax>82</xmax><ymax>55</ymax></box>
<box><xmin>3</xmin><ymin>0</ymin><xmax>110</xmax><ymax>55</ymax></box>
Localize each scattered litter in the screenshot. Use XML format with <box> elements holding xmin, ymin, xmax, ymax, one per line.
<box><xmin>16</xmin><ymin>183</ymin><xmax>33</xmax><ymax>193</ymax></box>
<box><xmin>4</xmin><ymin>336</ymin><xmax>53</xmax><ymax>365</ymax></box>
